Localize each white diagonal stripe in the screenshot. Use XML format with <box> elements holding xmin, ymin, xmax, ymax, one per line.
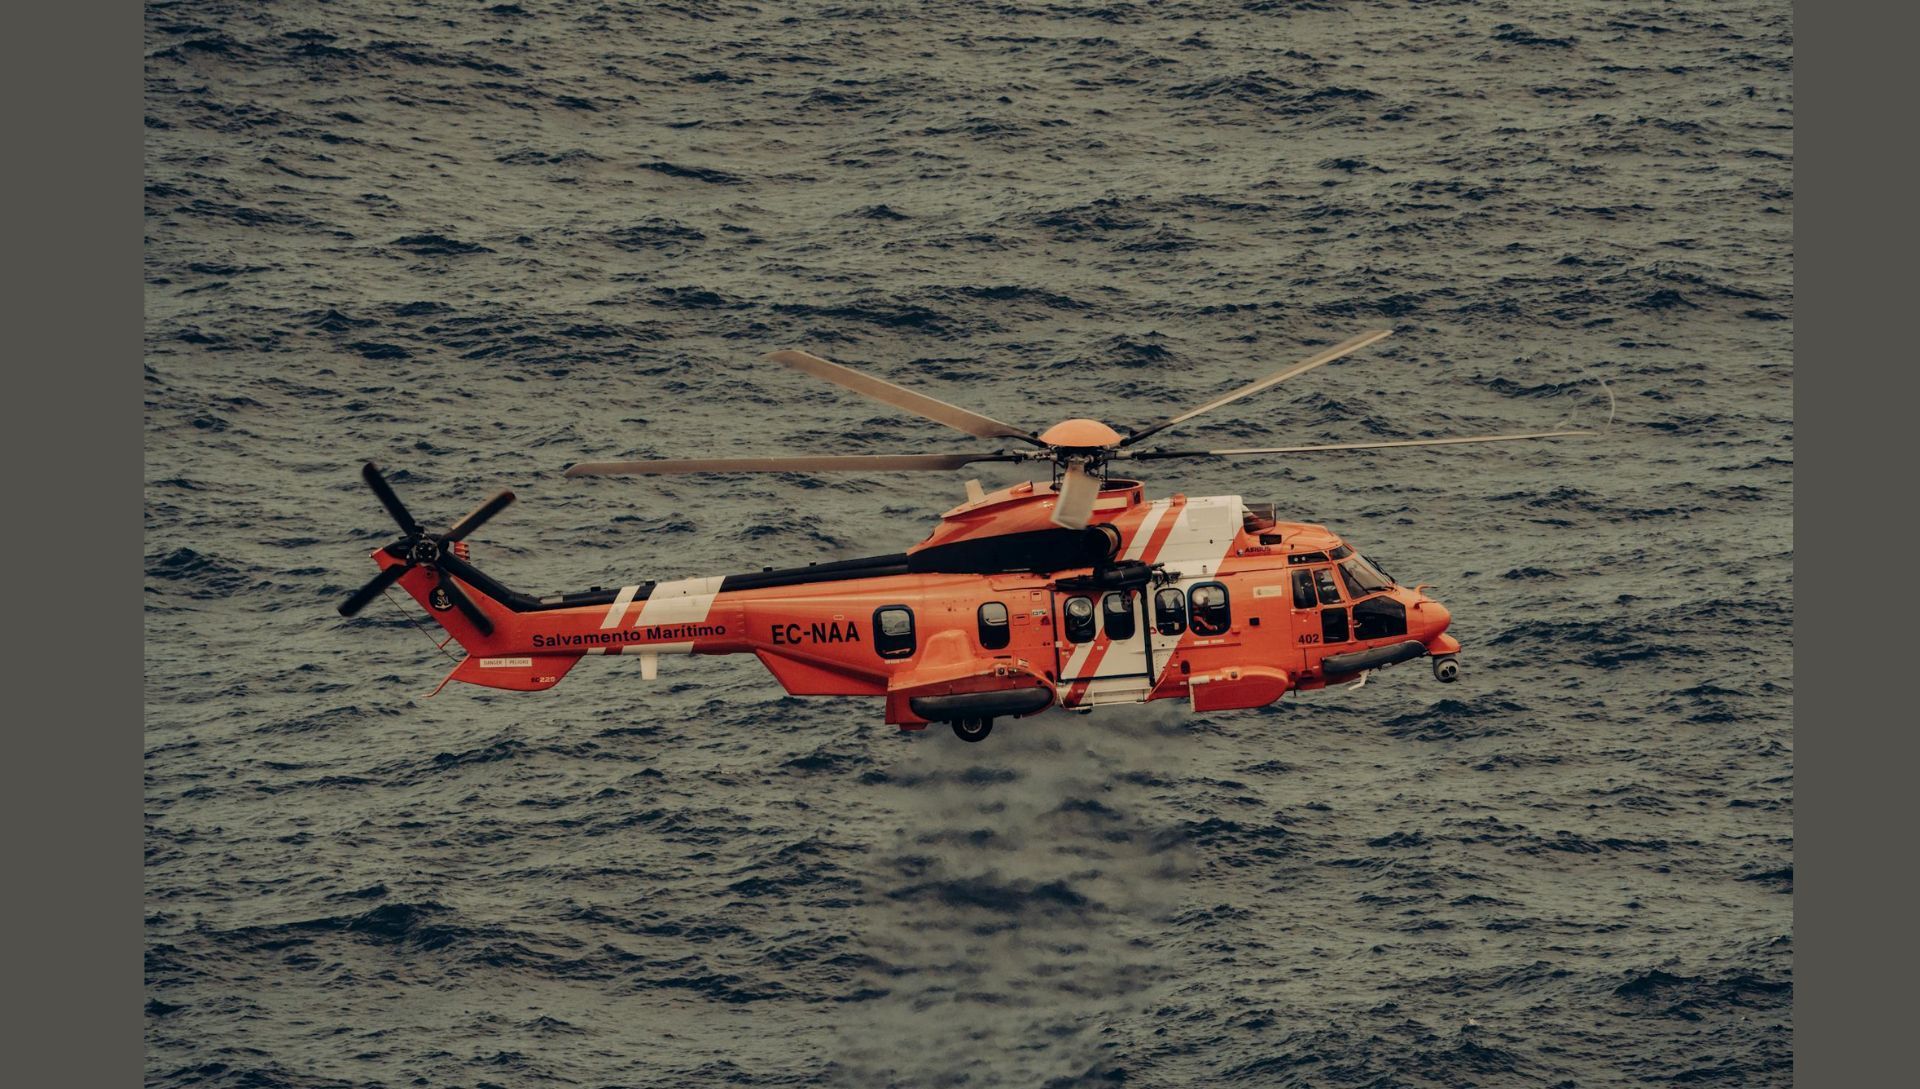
<box><xmin>1122</xmin><ymin>500</ymin><xmax>1171</xmax><ymax>562</ymax></box>
<box><xmin>1062</xmin><ymin>639</ymin><xmax>1094</xmax><ymax>678</ymax></box>
<box><xmin>601</xmin><ymin>584</ymin><xmax>640</xmax><ymax>629</ymax></box>
<box><xmin>1153</xmin><ymin>496</ymin><xmax>1240</xmax><ymax>575</ymax></box>
<box><xmin>635</xmin><ymin>576</ymin><xmax>725</xmax><ymax>626</ymax></box>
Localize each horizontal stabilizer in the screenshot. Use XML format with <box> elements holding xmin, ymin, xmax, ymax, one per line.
<box><xmin>434</xmin><ymin>652</ymin><xmax>584</xmax><ymax>694</ymax></box>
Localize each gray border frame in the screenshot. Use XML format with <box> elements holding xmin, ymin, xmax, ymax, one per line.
<box><xmin>15</xmin><ymin>1</ymin><xmax>139</xmax><ymax>1083</ymax></box>
<box><xmin>1797</xmin><ymin>1</ymin><xmax>1912</xmax><ymax>1082</ymax></box>
<box><xmin>16</xmin><ymin>1</ymin><xmax>1899</xmax><ymax>1083</ymax></box>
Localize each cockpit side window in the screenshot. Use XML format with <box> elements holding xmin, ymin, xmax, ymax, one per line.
<box><xmin>1322</xmin><ymin>604</ymin><xmax>1349</xmax><ymax>643</ymax></box>
<box><xmin>1352</xmin><ymin>595</ymin><xmax>1408</xmax><ymax>640</ymax></box>
<box><xmin>1292</xmin><ymin>570</ymin><xmax>1316</xmax><ymax>609</ymax></box>
<box><xmin>1313</xmin><ymin>567</ymin><xmax>1343</xmax><ymax>605</ymax></box>
<box><xmin>1338</xmin><ymin>563</ymin><xmax>1366</xmax><ymax>599</ymax></box>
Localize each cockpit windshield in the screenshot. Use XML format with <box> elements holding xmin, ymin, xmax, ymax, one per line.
<box><xmin>1339</xmin><ymin>554</ymin><xmax>1395</xmax><ymax>597</ymax></box>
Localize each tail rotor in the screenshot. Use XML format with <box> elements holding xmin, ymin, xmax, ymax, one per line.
<box><xmin>338</xmin><ymin>462</ymin><xmax>515</xmax><ymax>635</ymax></box>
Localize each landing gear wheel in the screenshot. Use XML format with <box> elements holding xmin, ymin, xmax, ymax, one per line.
<box><xmin>951</xmin><ymin>718</ymin><xmax>993</xmax><ymax>743</ymax></box>
<box><xmin>1432</xmin><ymin>655</ymin><xmax>1461</xmax><ymax>683</ymax></box>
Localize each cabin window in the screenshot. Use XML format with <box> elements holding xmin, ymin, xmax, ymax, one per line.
<box><xmin>874</xmin><ymin>606</ymin><xmax>916</xmax><ymax>659</ymax></box>
<box><xmin>1330</xmin><ymin>545</ymin><xmax>1353</xmax><ymax>560</ymax></box>
<box><xmin>978</xmin><ymin>601</ymin><xmax>1010</xmax><ymax>650</ymax></box>
<box><xmin>1154</xmin><ymin>588</ymin><xmax>1187</xmax><ymax>635</ymax></box>
<box><xmin>1190</xmin><ymin>582</ymin><xmax>1231</xmax><ymax>636</ymax></box>
<box><xmin>1352</xmin><ymin>596</ymin><xmax>1408</xmax><ymax>640</ymax></box>
<box><xmin>1340</xmin><ymin>556</ymin><xmax>1393</xmax><ymax>597</ymax></box>
<box><xmin>1292</xmin><ymin>570</ymin><xmax>1316</xmax><ymax>609</ymax></box>
<box><xmin>1313</xmin><ymin>567</ymin><xmax>1343</xmax><ymax>605</ymax></box>
<box><xmin>1102</xmin><ymin>592</ymin><xmax>1136</xmax><ymax>641</ymax></box>
<box><xmin>1063</xmin><ymin>595</ymin><xmax>1096</xmax><ymax>643</ymax></box>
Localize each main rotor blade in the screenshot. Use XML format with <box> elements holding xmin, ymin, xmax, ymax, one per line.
<box><xmin>442</xmin><ymin>489</ymin><xmax>516</xmax><ymax>544</ymax></box>
<box><xmin>1126</xmin><ymin>429</ymin><xmax>1596</xmax><ymax>461</ymax></box>
<box><xmin>1122</xmin><ymin>329</ymin><xmax>1392</xmax><ymax>448</ymax></box>
<box><xmin>361</xmin><ymin>462</ymin><xmax>421</xmax><ymax>537</ymax></box>
<box><xmin>437</xmin><ymin>570</ymin><xmax>495</xmax><ymax>637</ymax></box>
<box><xmin>765</xmin><ymin>350</ymin><xmax>1042</xmax><ymax>445</ymax></box>
<box><xmin>564</xmin><ymin>452</ymin><xmax>1023</xmax><ymax>477</ymax></box>
<box><xmin>338</xmin><ymin>563</ymin><xmax>409</xmax><ymax>618</ymax></box>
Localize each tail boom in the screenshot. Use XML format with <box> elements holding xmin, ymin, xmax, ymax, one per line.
<box><xmin>376</xmin><ymin>552</ymin><xmax>748</xmax><ymax>693</ymax></box>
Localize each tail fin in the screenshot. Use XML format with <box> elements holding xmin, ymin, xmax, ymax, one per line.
<box><xmin>381</xmin><ymin>551</ymin><xmax>515</xmax><ymax>656</ymax></box>
<box><xmin>380</xmin><ymin>553</ymin><xmax>585</xmax><ymax>693</ymax></box>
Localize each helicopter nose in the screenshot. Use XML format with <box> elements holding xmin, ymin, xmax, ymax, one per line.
<box><xmin>1419</xmin><ymin>596</ymin><xmax>1451</xmax><ymax>639</ymax></box>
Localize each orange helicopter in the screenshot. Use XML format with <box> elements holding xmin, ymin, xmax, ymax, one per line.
<box><xmin>339</xmin><ymin>330</ymin><xmax>1597</xmax><ymax>742</ymax></box>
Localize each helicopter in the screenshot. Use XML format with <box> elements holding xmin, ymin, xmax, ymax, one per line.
<box><xmin>338</xmin><ymin>329</ymin><xmax>1597</xmax><ymax>742</ymax></box>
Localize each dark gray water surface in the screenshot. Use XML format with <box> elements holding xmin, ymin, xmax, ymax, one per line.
<box><xmin>145</xmin><ymin>1</ymin><xmax>1792</xmax><ymax>1085</ymax></box>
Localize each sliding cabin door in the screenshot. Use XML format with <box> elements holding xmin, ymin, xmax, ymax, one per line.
<box><xmin>1053</xmin><ymin>588</ymin><xmax>1155</xmax><ymax>703</ymax></box>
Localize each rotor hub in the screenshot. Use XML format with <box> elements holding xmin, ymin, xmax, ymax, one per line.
<box><xmin>1037</xmin><ymin>418</ymin><xmax>1125</xmax><ymax>449</ymax></box>
<box><xmin>407</xmin><ymin>537</ymin><xmax>443</xmax><ymax>565</ymax></box>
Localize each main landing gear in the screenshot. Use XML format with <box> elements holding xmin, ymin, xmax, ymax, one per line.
<box><xmin>950</xmin><ymin>717</ymin><xmax>994</xmax><ymax>743</ymax></box>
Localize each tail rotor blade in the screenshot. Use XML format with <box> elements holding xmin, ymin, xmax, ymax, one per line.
<box><xmin>362</xmin><ymin>462</ymin><xmax>422</xmax><ymax>537</ymax></box>
<box><xmin>1050</xmin><ymin>462</ymin><xmax>1101</xmax><ymax>530</ymax></box>
<box><xmin>338</xmin><ymin>563</ymin><xmax>409</xmax><ymax>618</ymax></box>
<box><xmin>437</xmin><ymin>571</ymin><xmax>495</xmax><ymax>636</ymax></box>
<box><xmin>442</xmin><ymin>490</ymin><xmax>516</xmax><ymax>544</ymax></box>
